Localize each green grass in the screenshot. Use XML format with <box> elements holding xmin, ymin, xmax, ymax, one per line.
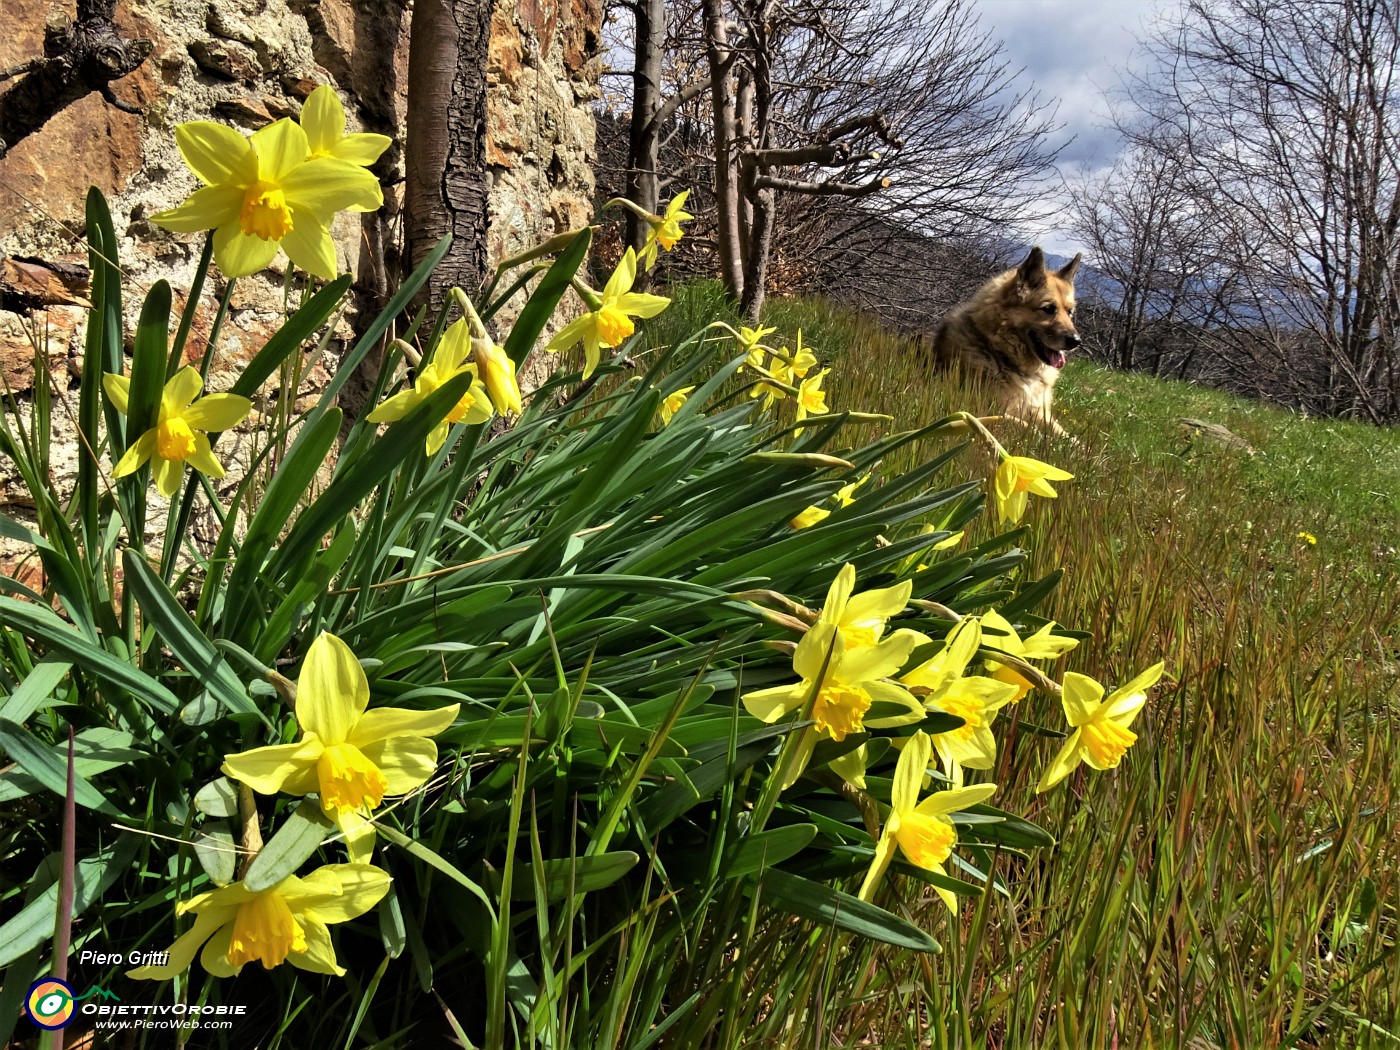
<box><xmin>641</xmin><ymin>282</ymin><xmax>1400</xmax><ymax>1048</ymax></box>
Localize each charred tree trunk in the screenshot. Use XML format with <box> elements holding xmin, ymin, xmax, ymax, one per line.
<box><xmin>404</xmin><ymin>0</ymin><xmax>495</xmax><ymax>311</ymax></box>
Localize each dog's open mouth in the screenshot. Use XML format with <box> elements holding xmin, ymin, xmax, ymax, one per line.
<box><xmin>1029</xmin><ymin>330</ymin><xmax>1067</xmax><ymax>370</ymax></box>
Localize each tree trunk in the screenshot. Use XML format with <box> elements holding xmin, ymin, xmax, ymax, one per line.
<box><xmin>702</xmin><ymin>0</ymin><xmax>744</xmax><ymax>300</ymax></box>
<box><xmin>404</xmin><ymin>0</ymin><xmax>495</xmax><ymax>311</ymax></box>
<box><xmin>626</xmin><ymin>0</ymin><xmax>666</xmax><ymax>264</ymax></box>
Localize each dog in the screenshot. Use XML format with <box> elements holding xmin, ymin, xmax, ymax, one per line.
<box><xmin>931</xmin><ymin>247</ymin><xmax>1082</xmax><ymax>436</ymax></box>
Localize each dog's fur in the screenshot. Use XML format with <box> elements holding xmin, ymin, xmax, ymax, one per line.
<box><xmin>931</xmin><ymin>247</ymin><xmax>1082</xmax><ymax>435</ymax></box>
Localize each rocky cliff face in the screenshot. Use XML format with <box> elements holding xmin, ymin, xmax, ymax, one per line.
<box><xmin>0</xmin><ymin>0</ymin><xmax>601</xmax><ymax>532</ymax></box>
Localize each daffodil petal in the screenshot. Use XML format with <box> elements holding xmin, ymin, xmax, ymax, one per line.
<box><xmin>436</xmin><ymin>319</ymin><xmax>472</xmax><ymax>371</ymax></box>
<box><xmin>793</xmin><ymin>621</ymin><xmax>842</xmax><ymax>683</ymax></box>
<box><xmin>153</xmin><ymin>455</ymin><xmax>184</xmax><ymax>497</ymax></box>
<box><xmin>358</xmin><ymin>735</ymin><xmax>438</xmax><ymax>794</ymax></box>
<box><xmin>613</xmin><ymin>291</ymin><xmax>671</xmax><ymax>319</ymax></box>
<box><xmin>332</xmin><ymin>133</ymin><xmax>392</xmax><ymax>168</ymax></box>
<box><xmin>861</xmin><ymin>680</ymin><xmax>924</xmax><ymax>728</ymax></box>
<box><xmin>280</xmin><ymin>203</ymin><xmax>338</xmax><ymax>280</ymax></box>
<box><xmin>288</xmin><ymin>917</ymin><xmax>344</xmax><ymax>975</ymax></box>
<box><xmin>1103</xmin><ymin>693</ymin><xmax>1147</xmax><ymax>724</ymax></box>
<box><xmin>545</xmin><ymin>314</ymin><xmax>590</xmax><ymax>354</ymax></box>
<box><xmin>1036</xmin><ymin>731</ymin><xmax>1083</xmax><ymax>792</ymax></box>
<box><xmin>366</xmin><ymin>385</ymin><xmax>422</xmax><ymax>423</ymax></box>
<box><xmin>741</xmin><ymin>684</ymin><xmax>804</xmax><ymax>723</ymax></box>
<box><xmin>199</xmin><ymin>922</ymin><xmax>241</xmax><ymax>977</ymax></box>
<box><xmin>151</xmin><ymin>185</ymin><xmax>245</xmax><ymax>233</ymax></box>
<box><xmin>222</xmin><ymin>738</ymin><xmax>323</xmax><ymax>795</ymax></box>
<box><xmin>891</xmin><ymin>730</ymin><xmax>930</xmax><ymax>813</ymax></box>
<box><xmin>916</xmin><ymin>782</ymin><xmax>997</xmax><ymax>818</ymax></box>
<box><xmin>175</xmin><ymin>122</ymin><xmax>254</xmax><ymax>186</ymax></box>
<box><xmin>301</xmin><ymin>85</ymin><xmax>346</xmax><ymax>156</ymax></box>
<box><xmin>348</xmin><ymin>704</ymin><xmax>459</xmax><ymax>748</ymax></box>
<box><xmin>857</xmin><ymin>829</ymin><xmax>898</xmax><ymax>902</ymax></box>
<box><xmin>601</xmin><ymin>247</ymin><xmax>639</xmax><ymax>300</ymax></box>
<box><xmin>162</xmin><ymin>366</ymin><xmax>204</xmax><ymax>415</ymax></box>
<box><xmin>213</xmin><ymin>223</ymin><xmax>280</xmax><ymax>278</ymax></box>
<box><xmin>842</xmin><ymin>580</ymin><xmax>912</xmax><ymax>629</ymax></box>
<box><xmin>839</xmin><ymin>629</ymin><xmax>919</xmax><ymax>683</ymax></box>
<box><xmin>102</xmin><ymin>373</ymin><xmax>131</xmax><ymax>414</ymax></box>
<box><xmin>281</xmin><ymin>157</ymin><xmax>383</xmax><ymax>215</ymax></box>
<box><xmin>182</xmin><ymin>392</ymin><xmax>252</xmax><ymax>433</ymax></box>
<box><xmin>296</xmin><ymin>632</ymin><xmax>370</xmax><ymax>744</ymax></box>
<box><xmin>286</xmin><ymin>863</ymin><xmax>392</xmax><ymax>922</ymax></box>
<box><xmin>827</xmin><ymin>743</ymin><xmax>868</xmax><ymax>788</ymax></box>
<box><xmin>113</xmin><ymin>430</ymin><xmax>156</xmax><ymax>478</ymax></box>
<box><xmin>334</xmin><ymin>809</ymin><xmax>376</xmax><ymax>863</ymax></box>
<box><xmin>251</xmin><ymin>119</ymin><xmax>312</xmax><ymax>183</ymax></box>
<box><xmin>819</xmin><ymin>564</ymin><xmax>856</xmax><ymax>626</ymax></box>
<box><xmin>179</xmin><ymin>433</ymin><xmax>223</xmax><ymax>479</ymax></box>
<box><xmin>425</xmin><ymin>421</ymin><xmax>451</xmax><ymax>455</ymax></box>
<box><xmin>1061</xmin><ymin>672</ymin><xmax>1105</xmax><ymax>726</ymax></box>
<box><xmin>126</xmin><ymin>905</ymin><xmax>236</xmax><ymax>980</ymax></box>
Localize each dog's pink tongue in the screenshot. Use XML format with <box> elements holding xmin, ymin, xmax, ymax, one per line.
<box><xmin>1049</xmin><ymin>350</ymin><xmax>1067</xmax><ymax>369</ymax></box>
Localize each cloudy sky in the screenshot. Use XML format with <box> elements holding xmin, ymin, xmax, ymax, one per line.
<box><xmin>970</xmin><ymin>0</ymin><xmax>1180</xmax><ymax>257</ymax></box>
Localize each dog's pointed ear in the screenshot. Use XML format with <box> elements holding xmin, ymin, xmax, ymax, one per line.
<box><xmin>1056</xmin><ymin>252</ymin><xmax>1083</xmax><ymax>283</ymax></box>
<box><xmin>1016</xmin><ymin>247</ymin><xmax>1047</xmax><ymax>287</ymax></box>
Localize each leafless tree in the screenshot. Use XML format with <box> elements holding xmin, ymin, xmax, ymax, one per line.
<box><xmin>1102</xmin><ymin>0</ymin><xmax>1400</xmax><ymax>421</ymax></box>
<box><xmin>604</xmin><ymin>0</ymin><xmax>1061</xmax><ymax>321</ymax></box>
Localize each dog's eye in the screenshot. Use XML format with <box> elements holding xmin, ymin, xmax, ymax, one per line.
<box><xmin>1041</xmin><ymin>303</ymin><xmax>1056</xmax><ymax>314</ymax></box>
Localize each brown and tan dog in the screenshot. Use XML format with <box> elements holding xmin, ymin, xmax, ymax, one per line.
<box><xmin>931</xmin><ymin>247</ymin><xmax>1082</xmax><ymax>435</ymax></box>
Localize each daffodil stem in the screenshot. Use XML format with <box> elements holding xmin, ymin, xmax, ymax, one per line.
<box><xmin>954</xmin><ymin>411</ymin><xmax>1008</xmax><ymax>458</ymax></box>
<box><xmin>979</xmin><ymin>648</ymin><xmax>1062</xmax><ymax>697</ymax></box>
<box><xmin>730</xmin><ymin>589</ymin><xmax>819</xmax><ymax>624</ymax></box>
<box><xmin>168</xmin><ymin>233</ymin><xmax>214</xmax><ymax>379</ymax></box>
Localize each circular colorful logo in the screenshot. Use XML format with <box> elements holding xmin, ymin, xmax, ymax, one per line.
<box><xmin>25</xmin><ymin>978</ymin><xmax>76</xmax><ymax>1030</ymax></box>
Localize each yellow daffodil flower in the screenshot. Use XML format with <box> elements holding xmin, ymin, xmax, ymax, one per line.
<box><xmin>901</xmin><ymin>618</ymin><xmax>1017</xmax><ymax>783</ymax></box>
<box><xmin>736</xmin><ymin>324</ymin><xmax>778</xmax><ymax>370</ymax></box>
<box><xmin>546</xmin><ymin>247</ymin><xmax>670</xmax><ymax>379</ymax></box>
<box><xmin>785</xmin><ymin>331</ymin><xmax>818</xmax><ymax>378</ymax></box>
<box><xmin>794</xmin><ymin>368</ymin><xmax>830</xmax><ymax>426</ymax></box>
<box><xmin>745</xmin><ymin>566</ymin><xmax>924</xmax><ymax>788</ymax></box>
<box><xmin>638</xmin><ymin>190</ymin><xmax>693</xmax><ymax>269</ymax></box>
<box><xmin>659</xmin><ymin>385</ymin><xmax>696</xmax><ymax>425</ymax></box>
<box><xmin>833</xmin><ymin>473</ymin><xmax>869</xmax><ymax>508</ymax></box>
<box><xmin>979</xmin><ymin>609</ymin><xmax>1079</xmax><ymax>702</ymax></box>
<box><xmin>858</xmin><ymin>731</ymin><xmax>997</xmax><ymax>909</ymax></box>
<box><xmin>472</xmin><ymin>335</ymin><xmax>523</xmax><ymax>415</ymax></box>
<box><xmin>151</xmin><ymin>119</ymin><xmax>383</xmax><ymax>279</ymax></box>
<box><xmin>103</xmin><ymin>366</ymin><xmax>251</xmax><ymax>498</ymax></box>
<box><xmin>368</xmin><ymin>318</ymin><xmax>494</xmax><ymax>454</ymax></box>
<box><xmin>222</xmin><ymin>633</ymin><xmax>459</xmax><ymax>859</ymax></box>
<box><xmin>300</xmin><ymin>85</ymin><xmax>392</xmax><ymax>180</ymax></box>
<box><xmin>127</xmin><ymin>862</ymin><xmax>390</xmax><ymax>979</ymax></box>
<box><xmin>743</xmin><ymin>622</ymin><xmax>923</xmax><ymax>788</ymax></box>
<box><xmin>1036</xmin><ymin>662</ymin><xmax>1164</xmax><ymax>793</ymax></box>
<box><xmin>993</xmin><ymin>454</ymin><xmax>1073</xmax><ymax>525</ymax></box>
<box><xmin>818</xmin><ymin>562</ymin><xmax>911</xmax><ymax>650</ymax></box>
<box><xmin>790</xmin><ymin>505</ymin><xmax>830</xmax><ymax>529</ymax></box>
<box><xmin>750</xmin><ymin>354</ymin><xmax>792</xmax><ymax>409</ymax></box>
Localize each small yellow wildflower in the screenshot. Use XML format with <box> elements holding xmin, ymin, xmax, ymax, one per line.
<box><xmin>104</xmin><ymin>367</ymin><xmax>251</xmax><ymax>497</ymax></box>
<box><xmin>736</xmin><ymin>324</ymin><xmax>778</xmax><ymax>370</ymax></box>
<box><xmin>1298</xmin><ymin>531</ymin><xmax>1317</xmax><ymax>545</ymax></box>
<box><xmin>127</xmin><ymin>863</ymin><xmax>390</xmax><ymax>979</ymax></box>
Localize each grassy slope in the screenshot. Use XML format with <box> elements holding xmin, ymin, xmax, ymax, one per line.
<box><xmin>643</xmin><ymin>285</ymin><xmax>1400</xmax><ymax>1048</ymax></box>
